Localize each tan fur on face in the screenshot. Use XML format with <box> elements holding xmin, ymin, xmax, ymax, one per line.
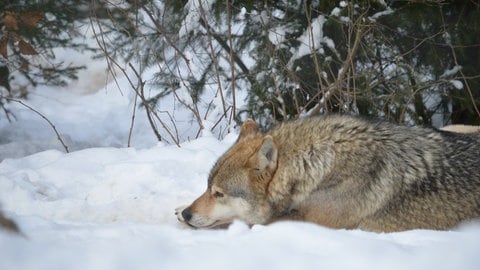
<box><xmin>187</xmin><ymin>191</ymin><xmax>215</xmax><ymax>226</ymax></box>
<box><xmin>179</xmin><ymin>122</ymin><xmax>278</xmax><ymax>228</ymax></box>
<box><xmin>183</xmin><ymin>186</ymin><xmax>254</xmax><ymax>228</ymax></box>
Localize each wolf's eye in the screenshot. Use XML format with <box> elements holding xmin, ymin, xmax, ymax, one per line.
<box><xmin>213</xmin><ymin>191</ymin><xmax>224</xmax><ymax>198</ymax></box>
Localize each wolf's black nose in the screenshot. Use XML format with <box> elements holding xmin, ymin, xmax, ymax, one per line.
<box><xmin>182</xmin><ymin>208</ymin><xmax>192</xmax><ymax>221</ymax></box>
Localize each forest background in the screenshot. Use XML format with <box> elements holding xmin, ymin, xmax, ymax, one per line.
<box><xmin>1</xmin><ymin>0</ymin><xmax>479</xmax><ymax>145</ymax></box>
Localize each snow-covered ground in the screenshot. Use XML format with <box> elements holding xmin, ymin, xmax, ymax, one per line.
<box><xmin>2</xmin><ymin>139</ymin><xmax>480</xmax><ymax>270</ymax></box>
<box><xmin>1</xmin><ymin>55</ymin><xmax>480</xmax><ymax>270</ymax></box>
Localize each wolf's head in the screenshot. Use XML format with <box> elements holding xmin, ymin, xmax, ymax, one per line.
<box><xmin>176</xmin><ymin>119</ymin><xmax>278</xmax><ymax>228</ymax></box>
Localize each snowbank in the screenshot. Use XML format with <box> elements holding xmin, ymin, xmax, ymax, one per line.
<box><xmin>1</xmin><ymin>137</ymin><xmax>480</xmax><ymax>270</ymax></box>
<box><xmin>0</xmin><ymin>82</ymin><xmax>159</xmax><ymax>160</ymax></box>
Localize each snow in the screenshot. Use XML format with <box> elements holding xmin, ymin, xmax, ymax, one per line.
<box><xmin>1</xmin><ymin>39</ymin><xmax>480</xmax><ymax>270</ymax></box>
<box><xmin>450</xmin><ymin>79</ymin><xmax>464</xmax><ymax>90</ymax></box>
<box><xmin>368</xmin><ymin>7</ymin><xmax>394</xmax><ymax>22</ymax></box>
<box><xmin>331</xmin><ymin>7</ymin><xmax>341</xmax><ymax>17</ymax></box>
<box><xmin>440</xmin><ymin>65</ymin><xmax>462</xmax><ymax>78</ymax></box>
<box><xmin>268</xmin><ymin>26</ymin><xmax>287</xmax><ymax>46</ymax></box>
<box><xmin>290</xmin><ymin>15</ymin><xmax>327</xmax><ymax>63</ymax></box>
<box><xmin>179</xmin><ymin>0</ymin><xmax>215</xmax><ymax>37</ymax></box>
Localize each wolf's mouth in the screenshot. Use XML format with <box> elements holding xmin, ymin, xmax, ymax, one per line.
<box><xmin>187</xmin><ymin>219</ymin><xmax>233</xmax><ymax>229</ymax></box>
<box><xmin>209</xmin><ymin>219</ymin><xmax>233</xmax><ymax>229</ymax></box>
<box><xmin>175</xmin><ymin>206</ymin><xmax>235</xmax><ymax>229</ymax></box>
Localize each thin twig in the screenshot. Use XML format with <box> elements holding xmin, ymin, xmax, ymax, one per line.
<box><xmin>173</xmin><ymin>87</ymin><xmax>204</xmax><ymax>138</ymax></box>
<box><xmin>307</xmin><ymin>5</ymin><xmax>368</xmax><ymax>116</ymax></box>
<box><xmin>127</xmin><ymin>90</ymin><xmax>138</xmax><ymax>147</ymax></box>
<box><xmin>303</xmin><ymin>0</ymin><xmax>327</xmax><ymax>114</ymax></box>
<box><xmin>226</xmin><ymin>0</ymin><xmax>236</xmax><ymax>125</ymax></box>
<box><xmin>89</xmin><ymin>7</ymin><xmax>183</xmax><ymax>146</ymax></box>
<box><xmin>6</xmin><ymin>97</ymin><xmax>69</xmax><ymax>153</ymax></box>
<box><xmin>138</xmin><ymin>3</ymin><xmax>193</xmax><ymax>75</ymax></box>
<box><xmin>129</xmin><ymin>63</ymin><xmax>181</xmax><ymax>145</ymax></box>
<box><xmin>197</xmin><ymin>0</ymin><xmax>227</xmax><ymax>119</ymax></box>
<box><xmin>440</xmin><ymin>13</ymin><xmax>480</xmax><ymax>120</ymax></box>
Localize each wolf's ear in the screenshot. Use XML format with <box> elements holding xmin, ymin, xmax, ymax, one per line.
<box><xmin>257</xmin><ymin>135</ymin><xmax>278</xmax><ymax>172</ymax></box>
<box><xmin>238</xmin><ymin>119</ymin><xmax>259</xmax><ymax>142</ymax></box>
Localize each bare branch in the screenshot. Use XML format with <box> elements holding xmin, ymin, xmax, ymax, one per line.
<box><xmin>197</xmin><ymin>0</ymin><xmax>227</xmax><ymax>120</ymax></box>
<box><xmin>89</xmin><ymin>4</ymin><xmax>182</xmax><ymax>147</ymax></box>
<box><xmin>226</xmin><ymin>0</ymin><xmax>236</xmax><ymax>124</ymax></box>
<box><xmin>127</xmin><ymin>85</ymin><xmax>138</xmax><ymax>147</ymax></box>
<box><xmin>5</xmin><ymin>97</ymin><xmax>69</xmax><ymax>153</ymax></box>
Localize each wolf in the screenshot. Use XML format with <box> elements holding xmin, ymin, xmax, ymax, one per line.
<box><xmin>176</xmin><ymin>115</ymin><xmax>480</xmax><ymax>232</ymax></box>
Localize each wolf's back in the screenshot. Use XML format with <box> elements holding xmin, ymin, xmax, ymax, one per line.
<box><xmin>376</xmin><ymin>128</ymin><xmax>480</xmax><ymax>231</ymax></box>
<box><xmin>328</xmin><ymin>116</ymin><xmax>480</xmax><ymax>231</ymax></box>
<box><xmin>268</xmin><ymin>115</ymin><xmax>480</xmax><ymax>231</ymax></box>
